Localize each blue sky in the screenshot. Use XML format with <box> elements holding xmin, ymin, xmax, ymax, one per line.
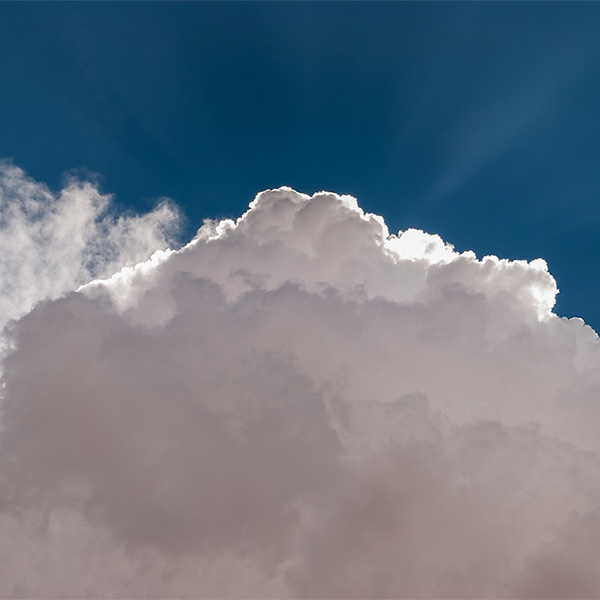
<box><xmin>2</xmin><ymin>2</ymin><xmax>600</xmax><ymax>329</ymax></box>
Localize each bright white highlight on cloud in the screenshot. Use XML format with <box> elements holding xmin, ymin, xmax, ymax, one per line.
<box><xmin>1</xmin><ymin>170</ymin><xmax>600</xmax><ymax>598</ymax></box>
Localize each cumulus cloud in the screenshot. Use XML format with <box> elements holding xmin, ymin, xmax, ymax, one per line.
<box><xmin>1</xmin><ymin>173</ymin><xmax>600</xmax><ymax>598</ymax></box>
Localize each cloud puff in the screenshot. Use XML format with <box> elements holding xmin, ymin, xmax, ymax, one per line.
<box><xmin>1</xmin><ymin>176</ymin><xmax>600</xmax><ymax>598</ymax></box>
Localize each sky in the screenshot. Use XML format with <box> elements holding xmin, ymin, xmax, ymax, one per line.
<box><xmin>1</xmin><ymin>2</ymin><xmax>600</xmax><ymax>328</ymax></box>
<box><xmin>3</xmin><ymin>3</ymin><xmax>600</xmax><ymax>598</ymax></box>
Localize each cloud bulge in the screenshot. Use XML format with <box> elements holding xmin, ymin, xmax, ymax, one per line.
<box><xmin>1</xmin><ymin>166</ymin><xmax>600</xmax><ymax>598</ymax></box>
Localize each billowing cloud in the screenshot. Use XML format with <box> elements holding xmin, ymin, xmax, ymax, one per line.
<box><xmin>1</xmin><ymin>171</ymin><xmax>600</xmax><ymax>598</ymax></box>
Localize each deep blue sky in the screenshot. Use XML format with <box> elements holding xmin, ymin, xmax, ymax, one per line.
<box><xmin>2</xmin><ymin>2</ymin><xmax>600</xmax><ymax>329</ymax></box>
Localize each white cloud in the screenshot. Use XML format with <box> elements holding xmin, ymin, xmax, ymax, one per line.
<box><xmin>0</xmin><ymin>161</ymin><xmax>179</xmax><ymax>353</ymax></box>
<box><xmin>1</xmin><ymin>175</ymin><xmax>600</xmax><ymax>597</ymax></box>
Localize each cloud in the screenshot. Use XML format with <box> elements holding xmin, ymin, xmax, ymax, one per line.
<box><xmin>1</xmin><ymin>174</ymin><xmax>600</xmax><ymax>597</ymax></box>
<box><xmin>0</xmin><ymin>161</ymin><xmax>179</xmax><ymax>353</ymax></box>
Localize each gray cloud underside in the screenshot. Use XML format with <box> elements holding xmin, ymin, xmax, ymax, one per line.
<box><xmin>1</xmin><ymin>171</ymin><xmax>600</xmax><ymax>598</ymax></box>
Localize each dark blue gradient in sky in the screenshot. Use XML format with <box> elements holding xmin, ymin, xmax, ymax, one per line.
<box><xmin>1</xmin><ymin>2</ymin><xmax>600</xmax><ymax>328</ymax></box>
